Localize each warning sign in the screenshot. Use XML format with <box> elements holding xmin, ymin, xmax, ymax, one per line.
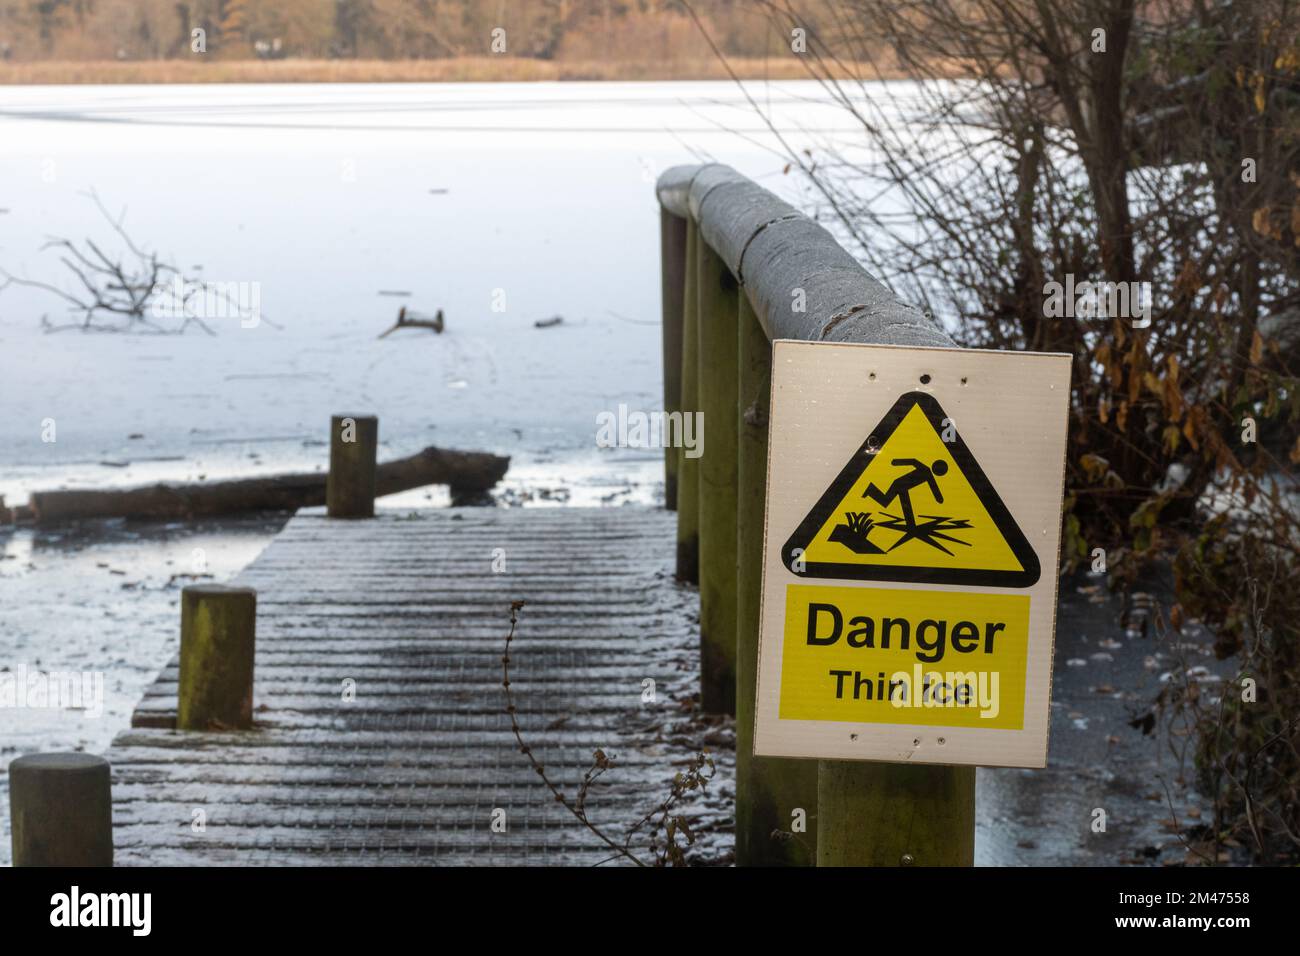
<box><xmin>783</xmin><ymin>392</ymin><xmax>1040</xmax><ymax>588</ymax></box>
<box><xmin>754</xmin><ymin>342</ymin><xmax>1070</xmax><ymax>769</ymax></box>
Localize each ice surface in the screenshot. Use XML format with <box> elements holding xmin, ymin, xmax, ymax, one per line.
<box><xmin>0</xmin><ymin>80</ymin><xmax>876</xmax><ymax>501</ymax></box>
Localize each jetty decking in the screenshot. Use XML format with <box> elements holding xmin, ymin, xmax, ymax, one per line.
<box><xmin>105</xmin><ymin>506</ymin><xmax>717</xmax><ymax>865</ymax></box>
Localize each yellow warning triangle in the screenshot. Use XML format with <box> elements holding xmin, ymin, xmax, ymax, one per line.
<box><xmin>782</xmin><ymin>392</ymin><xmax>1040</xmax><ymax>588</ymax></box>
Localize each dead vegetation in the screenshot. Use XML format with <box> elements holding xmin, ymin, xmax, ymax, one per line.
<box><xmin>378</xmin><ymin>306</ymin><xmax>445</xmax><ymax>338</ymax></box>
<box><xmin>0</xmin><ymin>54</ymin><xmax>885</xmax><ymax>85</ymax></box>
<box><xmin>501</xmin><ymin>601</ymin><xmax>718</xmax><ymax>867</ymax></box>
<box><xmin>0</xmin><ymin>0</ymin><xmax>886</xmax><ymax>77</ymax></box>
<box><xmin>728</xmin><ymin>0</ymin><xmax>1299</xmax><ymax>863</ymax></box>
<box><xmin>0</xmin><ymin>190</ymin><xmax>259</xmax><ymax>334</ymax></box>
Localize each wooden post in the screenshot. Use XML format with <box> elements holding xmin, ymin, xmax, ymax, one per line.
<box><xmin>10</xmin><ymin>753</ymin><xmax>113</xmax><ymax>866</ymax></box>
<box><xmin>178</xmin><ymin>584</ymin><xmax>257</xmax><ymax>731</ymax></box>
<box><xmin>676</xmin><ymin>220</ymin><xmax>700</xmax><ymax>584</ymax></box>
<box><xmin>696</xmin><ymin>238</ymin><xmax>739</xmax><ymax>716</ymax></box>
<box><xmin>817</xmin><ymin>762</ymin><xmax>976</xmax><ymax>866</ymax></box>
<box><xmin>327</xmin><ymin>414</ymin><xmax>378</xmax><ymax>518</ymax></box>
<box><xmin>736</xmin><ymin>293</ymin><xmax>817</xmax><ymax>865</ymax></box>
<box><xmin>660</xmin><ymin>208</ymin><xmax>687</xmax><ymax>512</ymax></box>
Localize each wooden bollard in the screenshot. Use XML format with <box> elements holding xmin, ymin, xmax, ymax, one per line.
<box><xmin>10</xmin><ymin>753</ymin><xmax>113</xmax><ymax>866</ymax></box>
<box><xmin>327</xmin><ymin>414</ymin><xmax>378</xmax><ymax>518</ymax></box>
<box><xmin>178</xmin><ymin>584</ymin><xmax>256</xmax><ymax>731</ymax></box>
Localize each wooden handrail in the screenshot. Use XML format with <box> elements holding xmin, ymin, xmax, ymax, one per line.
<box><xmin>656</xmin><ymin>163</ymin><xmax>952</xmax><ymax>347</ymax></box>
<box><xmin>656</xmin><ymin>162</ymin><xmax>974</xmax><ymax>869</ymax></box>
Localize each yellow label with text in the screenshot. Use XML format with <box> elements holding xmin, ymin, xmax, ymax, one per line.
<box><xmin>780</xmin><ymin>584</ymin><xmax>1029</xmax><ymax>729</ymax></box>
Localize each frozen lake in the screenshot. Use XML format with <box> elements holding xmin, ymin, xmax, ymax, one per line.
<box><xmin>0</xmin><ymin>80</ymin><xmax>876</xmax><ymax>504</ymax></box>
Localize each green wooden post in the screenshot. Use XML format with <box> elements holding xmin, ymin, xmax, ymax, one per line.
<box><xmin>327</xmin><ymin>414</ymin><xmax>378</xmax><ymax>518</ymax></box>
<box><xmin>10</xmin><ymin>753</ymin><xmax>113</xmax><ymax>866</ymax></box>
<box><xmin>736</xmin><ymin>293</ymin><xmax>818</xmax><ymax>865</ymax></box>
<box><xmin>696</xmin><ymin>238</ymin><xmax>739</xmax><ymax>716</ymax></box>
<box><xmin>817</xmin><ymin>761</ymin><xmax>975</xmax><ymax>866</ymax></box>
<box><xmin>676</xmin><ymin>219</ymin><xmax>700</xmax><ymax>584</ymax></box>
<box><xmin>660</xmin><ymin>208</ymin><xmax>686</xmax><ymax>512</ymax></box>
<box><xmin>178</xmin><ymin>584</ymin><xmax>257</xmax><ymax>731</ymax></box>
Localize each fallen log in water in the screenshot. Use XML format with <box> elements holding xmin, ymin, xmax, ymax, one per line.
<box><xmin>378</xmin><ymin>306</ymin><xmax>445</xmax><ymax>338</ymax></box>
<box><xmin>20</xmin><ymin>445</ymin><xmax>510</xmax><ymax>526</ymax></box>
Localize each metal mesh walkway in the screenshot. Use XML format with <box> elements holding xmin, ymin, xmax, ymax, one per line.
<box><xmin>106</xmin><ymin>507</ymin><xmax>725</xmax><ymax>865</ymax></box>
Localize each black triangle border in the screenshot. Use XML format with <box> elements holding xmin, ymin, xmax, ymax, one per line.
<box><xmin>781</xmin><ymin>391</ymin><xmax>1041</xmax><ymax>588</ymax></box>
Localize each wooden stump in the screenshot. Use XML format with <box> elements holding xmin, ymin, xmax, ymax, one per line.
<box><xmin>327</xmin><ymin>414</ymin><xmax>378</xmax><ymax>518</ymax></box>
<box><xmin>10</xmin><ymin>753</ymin><xmax>113</xmax><ymax>866</ymax></box>
<box><xmin>178</xmin><ymin>584</ymin><xmax>256</xmax><ymax>731</ymax></box>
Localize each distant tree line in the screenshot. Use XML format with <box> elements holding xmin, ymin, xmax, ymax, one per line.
<box><xmin>0</xmin><ymin>0</ymin><xmax>847</xmax><ymax>62</ymax></box>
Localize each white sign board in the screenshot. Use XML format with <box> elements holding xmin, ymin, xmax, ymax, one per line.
<box><xmin>754</xmin><ymin>342</ymin><xmax>1071</xmax><ymax>768</ymax></box>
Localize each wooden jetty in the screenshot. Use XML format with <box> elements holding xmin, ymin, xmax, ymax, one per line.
<box><xmin>106</xmin><ymin>507</ymin><xmax>712</xmax><ymax>865</ymax></box>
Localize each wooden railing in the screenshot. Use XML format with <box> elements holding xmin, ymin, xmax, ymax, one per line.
<box><xmin>657</xmin><ymin>163</ymin><xmax>973</xmax><ymax>867</ymax></box>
